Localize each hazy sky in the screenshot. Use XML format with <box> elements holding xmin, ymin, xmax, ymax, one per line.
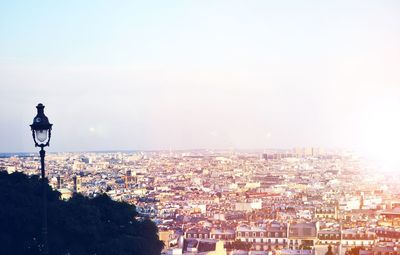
<box><xmin>1</xmin><ymin>1</ymin><xmax>400</xmax><ymax>157</ymax></box>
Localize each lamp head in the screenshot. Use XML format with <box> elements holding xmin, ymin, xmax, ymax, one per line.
<box><xmin>30</xmin><ymin>103</ymin><xmax>53</xmax><ymax>147</ymax></box>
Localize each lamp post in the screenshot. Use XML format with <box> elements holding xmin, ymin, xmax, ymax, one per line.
<box><xmin>30</xmin><ymin>103</ymin><xmax>53</xmax><ymax>255</ymax></box>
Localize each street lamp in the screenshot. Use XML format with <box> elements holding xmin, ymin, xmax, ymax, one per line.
<box><xmin>30</xmin><ymin>103</ymin><xmax>53</xmax><ymax>255</ymax></box>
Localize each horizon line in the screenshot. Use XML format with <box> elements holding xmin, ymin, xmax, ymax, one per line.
<box><xmin>0</xmin><ymin>147</ymin><xmax>351</xmax><ymax>155</ymax></box>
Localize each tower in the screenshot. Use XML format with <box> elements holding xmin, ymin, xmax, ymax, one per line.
<box><xmin>73</xmin><ymin>175</ymin><xmax>82</xmax><ymax>193</ymax></box>
<box><xmin>56</xmin><ymin>175</ymin><xmax>64</xmax><ymax>189</ymax></box>
<box><xmin>326</xmin><ymin>245</ymin><xmax>334</xmax><ymax>255</ymax></box>
<box><xmin>124</xmin><ymin>170</ymin><xmax>137</xmax><ymax>189</ymax></box>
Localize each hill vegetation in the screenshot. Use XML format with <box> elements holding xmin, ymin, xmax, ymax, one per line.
<box><xmin>0</xmin><ymin>171</ymin><xmax>164</xmax><ymax>255</ymax></box>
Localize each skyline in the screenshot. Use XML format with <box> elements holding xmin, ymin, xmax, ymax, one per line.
<box><xmin>1</xmin><ymin>1</ymin><xmax>400</xmax><ymax>170</ymax></box>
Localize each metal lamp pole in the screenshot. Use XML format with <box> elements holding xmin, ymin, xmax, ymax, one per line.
<box><xmin>40</xmin><ymin>146</ymin><xmax>48</xmax><ymax>255</ymax></box>
<box><xmin>30</xmin><ymin>103</ymin><xmax>53</xmax><ymax>255</ymax></box>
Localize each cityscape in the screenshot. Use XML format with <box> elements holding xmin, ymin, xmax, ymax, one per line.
<box><xmin>1</xmin><ymin>1</ymin><xmax>400</xmax><ymax>255</ymax></box>
<box><xmin>2</xmin><ymin>148</ymin><xmax>400</xmax><ymax>255</ymax></box>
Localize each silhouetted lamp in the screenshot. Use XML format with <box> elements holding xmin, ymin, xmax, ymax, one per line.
<box><xmin>30</xmin><ymin>103</ymin><xmax>52</xmax><ymax>255</ymax></box>
<box><xmin>30</xmin><ymin>103</ymin><xmax>53</xmax><ymax>148</ymax></box>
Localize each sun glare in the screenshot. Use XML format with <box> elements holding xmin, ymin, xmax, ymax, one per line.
<box><xmin>357</xmin><ymin>98</ymin><xmax>400</xmax><ymax>173</ymax></box>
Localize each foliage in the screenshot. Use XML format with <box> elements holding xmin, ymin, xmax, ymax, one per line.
<box><xmin>0</xmin><ymin>171</ymin><xmax>164</xmax><ymax>255</ymax></box>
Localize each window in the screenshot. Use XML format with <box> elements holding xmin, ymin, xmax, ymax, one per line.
<box><xmin>188</xmin><ymin>234</ymin><xmax>191</xmax><ymax>238</ymax></box>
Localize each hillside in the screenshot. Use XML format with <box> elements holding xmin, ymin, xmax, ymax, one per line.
<box><xmin>0</xmin><ymin>171</ymin><xmax>164</xmax><ymax>255</ymax></box>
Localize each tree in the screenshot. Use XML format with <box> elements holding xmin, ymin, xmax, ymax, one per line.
<box><xmin>0</xmin><ymin>172</ymin><xmax>164</xmax><ymax>255</ymax></box>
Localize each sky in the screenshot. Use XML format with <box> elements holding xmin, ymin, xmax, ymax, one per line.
<box><xmin>1</xmin><ymin>1</ymin><xmax>400</xmax><ymax>160</ymax></box>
